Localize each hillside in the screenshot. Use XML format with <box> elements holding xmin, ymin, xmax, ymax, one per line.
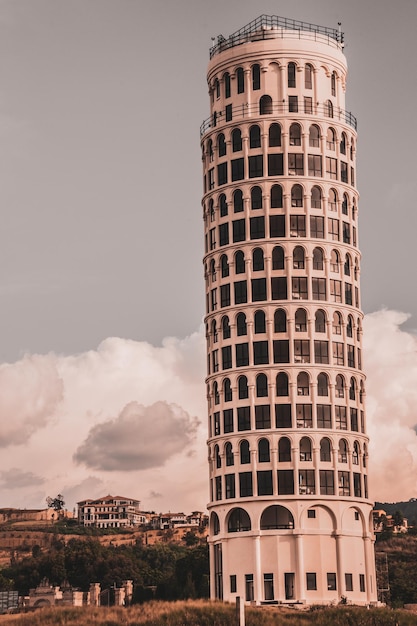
<box><xmin>375</xmin><ymin>500</ymin><xmax>417</xmax><ymax>524</ymax></box>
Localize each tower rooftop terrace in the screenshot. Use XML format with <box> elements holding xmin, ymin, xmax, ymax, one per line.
<box><xmin>210</xmin><ymin>14</ymin><xmax>343</xmax><ymax>59</ymax></box>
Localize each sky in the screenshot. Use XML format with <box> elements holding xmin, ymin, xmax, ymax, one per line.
<box><xmin>0</xmin><ymin>0</ymin><xmax>416</xmax><ymax>514</ymax></box>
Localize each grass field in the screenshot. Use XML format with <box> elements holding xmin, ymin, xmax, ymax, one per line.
<box><xmin>0</xmin><ymin>600</ymin><xmax>416</xmax><ymax>626</ymax></box>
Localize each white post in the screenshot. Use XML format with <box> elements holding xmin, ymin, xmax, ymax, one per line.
<box><xmin>236</xmin><ymin>596</ymin><xmax>245</xmax><ymax>626</ymax></box>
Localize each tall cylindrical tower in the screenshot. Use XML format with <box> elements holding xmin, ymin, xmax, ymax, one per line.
<box><xmin>201</xmin><ymin>16</ymin><xmax>377</xmax><ymax>606</ymax></box>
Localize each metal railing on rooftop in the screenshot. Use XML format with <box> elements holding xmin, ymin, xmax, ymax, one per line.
<box><xmin>210</xmin><ymin>14</ymin><xmax>343</xmax><ymax>58</ymax></box>
<box><xmin>200</xmin><ymin>101</ymin><xmax>357</xmax><ymax>137</ymax></box>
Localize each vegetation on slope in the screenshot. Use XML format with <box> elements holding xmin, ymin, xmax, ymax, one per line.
<box><xmin>0</xmin><ymin>601</ymin><xmax>417</xmax><ymax>626</ymax></box>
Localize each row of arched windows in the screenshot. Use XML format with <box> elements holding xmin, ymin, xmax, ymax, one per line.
<box><xmin>205</xmin><ymin>125</ymin><xmax>354</xmax><ymax>160</ymax></box>
<box><xmin>203</xmin><ymin>185</ymin><xmax>357</xmax><ymax>217</ymax></box>
<box><xmin>210</xmin><ymin>64</ymin><xmax>340</xmax><ymax>100</ymax></box>
<box><xmin>211</xmin><ymin>436</ymin><xmax>367</xmax><ymax>468</ymax></box>
<box><xmin>206</xmin><ymin>248</ymin><xmax>359</xmax><ymax>282</ymax></box>
<box><xmin>209</xmin><ymin>372</ymin><xmax>364</xmax><ymax>403</ymax></box>
<box><xmin>207</xmin><ymin>309</ymin><xmax>362</xmax><ymax>342</ymax></box>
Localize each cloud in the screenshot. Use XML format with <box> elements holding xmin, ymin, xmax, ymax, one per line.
<box><xmin>363</xmin><ymin>310</ymin><xmax>417</xmax><ymax>501</ymax></box>
<box><xmin>0</xmin><ymin>354</ymin><xmax>63</xmax><ymax>447</ymax></box>
<box><xmin>0</xmin><ymin>312</ymin><xmax>416</xmax><ymax>512</ymax></box>
<box><xmin>0</xmin><ymin>468</ymin><xmax>45</xmax><ymax>490</ymax></box>
<box><xmin>74</xmin><ymin>401</ymin><xmax>199</xmax><ymax>472</ymax></box>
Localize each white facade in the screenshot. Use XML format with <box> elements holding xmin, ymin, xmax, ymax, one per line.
<box><xmin>77</xmin><ymin>495</ymin><xmax>145</xmax><ymax>528</ymax></box>
<box><xmin>201</xmin><ymin>15</ymin><xmax>377</xmax><ymax>606</ymax></box>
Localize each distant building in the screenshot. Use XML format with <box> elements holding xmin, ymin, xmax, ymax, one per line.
<box><xmin>150</xmin><ymin>511</ymin><xmax>208</xmax><ymax>530</ymax></box>
<box><xmin>373</xmin><ymin>509</ymin><xmax>408</xmax><ymax>534</ymax></box>
<box><xmin>77</xmin><ymin>495</ymin><xmax>146</xmax><ymax>528</ymax></box>
<box><xmin>0</xmin><ymin>508</ymin><xmax>57</xmax><ymax>524</ymax></box>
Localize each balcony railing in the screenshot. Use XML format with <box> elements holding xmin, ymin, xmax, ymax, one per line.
<box><xmin>210</xmin><ymin>15</ymin><xmax>343</xmax><ymax>59</ymax></box>
<box><xmin>200</xmin><ymin>101</ymin><xmax>357</xmax><ymax>136</ymax></box>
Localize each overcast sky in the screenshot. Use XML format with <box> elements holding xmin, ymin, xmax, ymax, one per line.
<box><xmin>0</xmin><ymin>0</ymin><xmax>416</xmax><ymax>513</ymax></box>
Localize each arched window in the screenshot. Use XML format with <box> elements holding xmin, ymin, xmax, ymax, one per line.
<box><xmin>340</xmin><ymin>132</ymin><xmax>347</xmax><ymax>155</ymax></box>
<box><xmin>299</xmin><ymin>437</ymin><xmax>312</xmax><ymax>461</ymax></box>
<box><xmin>235</xmin><ymin>250</ymin><xmax>245</xmax><ymax>273</ymax></box>
<box><xmin>221</xmin><ymin>254</ymin><xmax>229</xmax><ymax>277</ymax></box>
<box><xmin>261</xmin><ymin>505</ymin><xmax>294</xmax><ymax>529</ymax></box>
<box><xmin>363</xmin><ymin>443</ymin><xmax>367</xmax><ymax>468</ymax></box>
<box><xmin>238</xmin><ymin>375</ymin><xmax>248</xmax><ymax>399</ymax></box>
<box><xmin>315</xmin><ymin>309</ymin><xmax>326</xmax><ymax>332</ymax></box>
<box><xmin>236</xmin><ymin>312</ymin><xmax>247</xmax><ymax>336</ymax></box>
<box><xmin>328</xmin><ymin>188</ymin><xmax>337</xmax><ymax>211</ymax></box>
<box><xmin>225</xmin><ymin>442</ymin><xmax>234</xmax><ymax>466</ymax></box>
<box><xmin>218</xmin><ymin>133</ymin><xmax>226</xmax><ymax>157</ymax></box>
<box><xmin>360</xmin><ymin>380</ymin><xmax>364</xmax><ymax>403</ymax></box>
<box><xmin>254</xmin><ymin>310</ymin><xmax>266</xmax><ymax>334</ymax></box>
<box><xmin>222</xmin><ymin>316</ymin><xmax>231</xmax><ymax>339</ymax></box>
<box><xmin>330</xmin><ymin>249</ymin><xmax>340</xmax><ymax>272</ymax></box>
<box><xmin>326</xmin><ymin>127</ymin><xmax>336</xmax><ymax>150</ymax></box>
<box><xmin>233</xmin><ymin>188</ymin><xmax>243</xmax><ymax>212</ymax></box>
<box><xmin>211</xmin><ymin>511</ymin><xmax>220</xmax><ymax>535</ymax></box>
<box><xmin>207</xmin><ymin>139</ymin><xmax>214</xmax><ymax>162</ymax></box>
<box><xmin>344</xmin><ymin>253</ymin><xmax>351</xmax><ymax>276</ymax></box>
<box><xmin>236</xmin><ymin>67</ymin><xmax>245</xmax><ymax>94</ymax></box>
<box><xmin>251</xmin><ymin>63</ymin><xmax>261</xmax><ymax>90</ymax></box>
<box><xmin>353</xmin><ymin>441</ymin><xmax>360</xmax><ymax>465</ymax></box>
<box><xmin>219</xmin><ymin>193</ymin><xmax>228</xmax><ymax>217</ymax></box>
<box><xmin>223</xmin><ymin>378</ymin><xmax>232</xmax><ymax>402</ymax></box>
<box><xmin>256</xmin><ymin>373</ymin><xmax>268</xmax><ymax>397</ymax></box>
<box><xmin>293</xmin><ymin>246</ymin><xmax>305</xmax><ymax>269</ymax></box>
<box><xmin>224</xmin><ymin>72</ymin><xmax>231</xmax><ymax>98</ymax></box>
<box><xmin>332</xmin><ymin>311</ymin><xmax>342</xmax><ymax>335</ymax></box>
<box><xmin>295</xmin><ymin>308</ymin><xmax>307</xmax><ymax>332</ymax></box>
<box><xmin>275</xmin><ymin>309</ymin><xmax>287</xmax><ymax>333</ymax></box>
<box><xmin>213</xmin><ymin>381</ymin><xmax>220</xmax><ymax>405</ymax></box>
<box><xmin>268</xmin><ymin>123</ymin><xmax>281</xmax><ymax>147</ymax></box>
<box><xmin>297</xmin><ymin>371</ymin><xmax>309</xmax><ymax>395</ymax></box>
<box><xmin>228</xmin><ymin>508</ymin><xmax>251</xmax><ymax>532</ymax></box>
<box><xmin>232</xmin><ymin>128</ymin><xmax>242</xmax><ymax>152</ymax></box>
<box><xmin>215</xmin><ymin>444</ymin><xmax>221</xmax><ymax>468</ymax></box>
<box><xmin>288</xmin><ymin>62</ymin><xmax>296</xmax><ymax>88</ymax></box>
<box><xmin>210</xmin><ymin>258</ymin><xmax>216</xmax><ymax>281</ymax></box>
<box><xmin>338</xmin><ymin>439</ymin><xmax>348</xmax><ymax>463</ymax></box>
<box><xmin>278</xmin><ymin>437</ymin><xmax>291</xmax><ymax>462</ymax></box>
<box><xmin>317</xmin><ymin>372</ymin><xmax>329</xmax><ymax>396</ymax></box>
<box><xmin>252</xmin><ymin>248</ymin><xmax>264</xmax><ymax>271</ymax></box>
<box><xmin>346</xmin><ymin>315</ymin><xmax>353</xmax><ymax>338</ymax></box>
<box><xmin>214</xmin><ymin>77</ymin><xmax>220</xmax><ymax>98</ymax></box>
<box><xmin>272</xmin><ymin>246</ymin><xmax>284</xmax><ymax>270</ymax></box>
<box><xmin>342</xmin><ymin>193</ymin><xmax>348</xmax><ymax>215</ymax></box>
<box><xmin>305</xmin><ymin>63</ymin><xmax>313</xmax><ymax>89</ymax></box>
<box><xmin>331</xmin><ymin>72</ymin><xmax>336</xmax><ymax>96</ymax></box>
<box><xmin>209</xmin><ymin>198</ymin><xmax>215</xmax><ymax>221</ymax></box>
<box><xmin>260</xmin><ymin>95</ymin><xmax>273</xmax><ymax>115</ymax></box>
<box><xmin>309</xmin><ymin>124</ymin><xmax>320</xmax><ymax>147</ymax></box>
<box><xmin>270</xmin><ymin>184</ymin><xmax>283</xmax><ymax>208</ymax></box>
<box><xmin>335</xmin><ymin>374</ymin><xmax>345</xmax><ymax>398</ymax></box>
<box><xmin>313</xmin><ymin>247</ymin><xmax>324</xmax><ymax>270</ymax></box>
<box><xmin>289</xmin><ymin>123</ymin><xmax>301</xmax><ymax>146</ymax></box>
<box><xmin>258</xmin><ymin>438</ymin><xmax>270</xmax><ymax>462</ymax></box>
<box><xmin>291</xmin><ymin>184</ymin><xmax>303</xmax><ymax>207</ymax></box>
<box><xmin>349</xmin><ymin>377</ymin><xmax>357</xmax><ymax>400</ymax></box>
<box><xmin>325</xmin><ymin>100</ymin><xmax>334</xmax><ymax>118</ymax></box>
<box><xmin>240</xmin><ymin>440</ymin><xmax>250</xmax><ymax>464</ymax></box>
<box><xmin>276</xmin><ymin>372</ymin><xmax>289</xmax><ymax>396</ymax></box>
<box><xmin>211</xmin><ymin>319</ymin><xmax>218</xmax><ymax>343</ymax></box>
<box><xmin>249</xmin><ymin>125</ymin><xmax>261</xmax><ymax>148</ymax></box>
<box><xmin>251</xmin><ymin>186</ymin><xmax>262</xmax><ymax>209</ymax></box>
<box><xmin>320</xmin><ymin>438</ymin><xmax>331</xmax><ymax>462</ymax></box>
<box><xmin>311</xmin><ymin>185</ymin><xmax>322</xmax><ymax>208</ymax></box>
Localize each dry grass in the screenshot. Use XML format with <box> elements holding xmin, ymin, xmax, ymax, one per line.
<box><xmin>0</xmin><ymin>601</ymin><xmax>416</xmax><ymax>626</ymax></box>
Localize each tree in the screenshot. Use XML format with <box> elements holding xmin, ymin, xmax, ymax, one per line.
<box><xmin>46</xmin><ymin>494</ymin><xmax>65</xmax><ymax>512</ymax></box>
